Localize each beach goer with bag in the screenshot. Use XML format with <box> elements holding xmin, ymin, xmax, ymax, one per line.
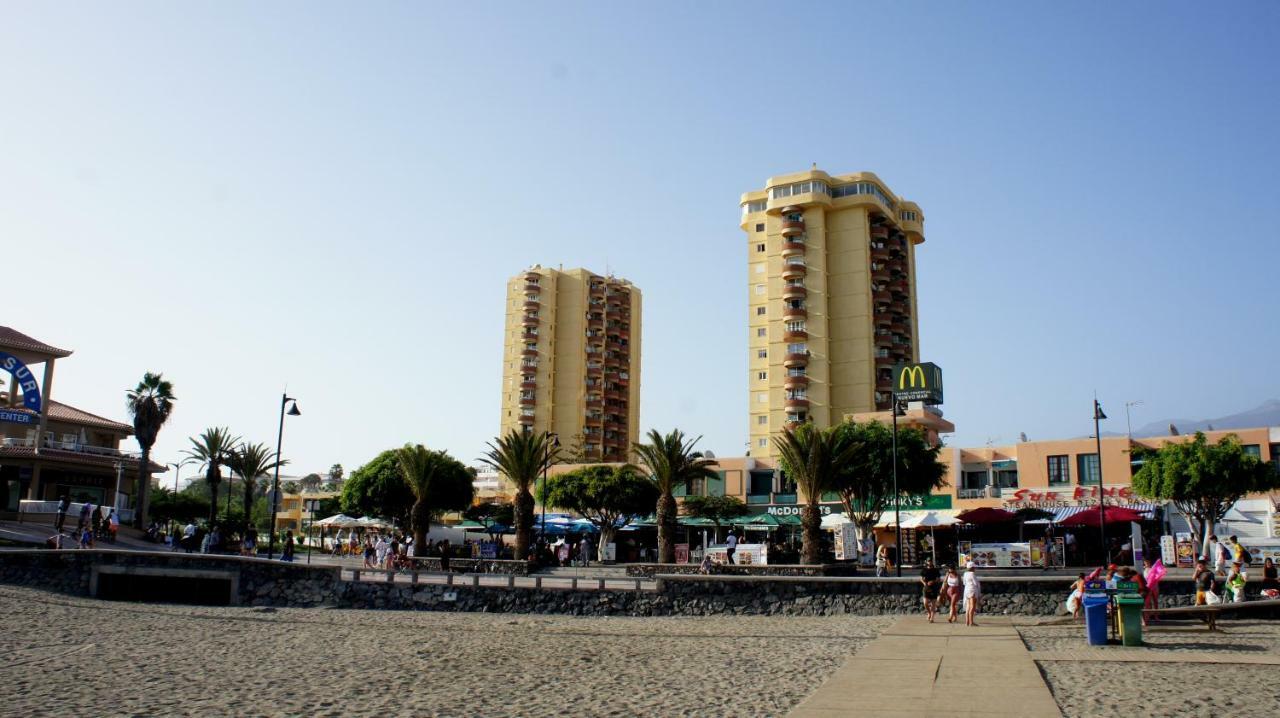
<box><xmin>920</xmin><ymin>559</ymin><xmax>941</xmax><ymax>623</ymax></box>
<box><xmin>1065</xmin><ymin>573</ymin><xmax>1086</xmax><ymax>620</ymax></box>
<box><xmin>1143</xmin><ymin>557</ymin><xmax>1166</xmax><ymax>619</ymax></box>
<box><xmin>875</xmin><ymin>545</ymin><xmax>890</xmax><ymax>577</ymax></box>
<box><xmin>1226</xmin><ymin>564</ymin><xmax>1247</xmax><ymax>603</ymax></box>
<box><xmin>944</xmin><ymin>566</ymin><xmax>962</xmax><ymax>623</ymax></box>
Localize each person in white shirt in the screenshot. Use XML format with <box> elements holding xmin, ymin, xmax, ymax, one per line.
<box><xmin>374</xmin><ymin>536</ymin><xmax>389</xmax><ymax>567</ymax></box>
<box><xmin>725</xmin><ymin>530</ymin><xmax>739</xmax><ymax>565</ymax></box>
<box><xmin>963</xmin><ymin>563</ymin><xmax>982</xmax><ymax>626</ymax></box>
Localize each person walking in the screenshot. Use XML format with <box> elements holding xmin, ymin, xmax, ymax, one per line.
<box><xmin>875</xmin><ymin>545</ymin><xmax>890</xmax><ymax>577</ymax></box>
<box><xmin>944</xmin><ymin>565</ymin><xmax>962</xmax><ymax>623</ymax></box>
<box><xmin>725</xmin><ymin>530</ymin><xmax>738</xmax><ymax>565</ymax></box>
<box><xmin>438</xmin><ymin>539</ymin><xmax>451</xmax><ymax>573</ymax></box>
<box><xmin>920</xmin><ymin>559</ymin><xmax>941</xmax><ymax>623</ymax></box>
<box><xmin>281</xmin><ymin>530</ymin><xmax>295</xmax><ymax>562</ymax></box>
<box><xmin>1143</xmin><ymin>556</ymin><xmax>1166</xmax><ymax>618</ymax></box>
<box><xmin>1209</xmin><ymin>535</ymin><xmax>1230</xmax><ymax>576</ymax></box>
<box><xmin>77</xmin><ymin>501</ymin><xmax>92</xmax><ymax>534</ymax></box>
<box><xmin>1193</xmin><ymin>560</ymin><xmax>1215</xmax><ymax>605</ymax></box>
<box><xmin>362</xmin><ymin>537</ymin><xmax>376</xmax><ymax>568</ymax></box>
<box><xmin>55</xmin><ymin>495</ymin><xmax>70</xmax><ymax>534</ymax></box>
<box><xmin>242</xmin><ymin>527</ymin><xmax>258</xmax><ymax>557</ymax></box>
<box><xmin>963</xmin><ymin>563</ymin><xmax>982</xmax><ymax>626</ymax></box>
<box><xmin>375</xmin><ymin>535</ymin><xmax>389</xmax><ymax>568</ymax></box>
<box><xmin>107</xmin><ymin>510</ymin><xmax>119</xmax><ymax>544</ymax></box>
<box><xmin>181</xmin><ymin>521</ymin><xmax>197</xmax><ymax>553</ymax></box>
<box><xmin>578</xmin><ymin>535</ymin><xmax>593</xmax><ymax>567</ymax></box>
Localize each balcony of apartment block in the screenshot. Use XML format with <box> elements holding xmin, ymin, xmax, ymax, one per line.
<box><xmin>876</xmin><ymin>374</ymin><xmax>892</xmax><ymax>391</ymax></box>
<box><xmin>781</xmin><ymin>216</ymin><xmax>805</xmax><ymax>236</ymax></box>
<box><xmin>605</xmin><ymin>389</ymin><xmax>622</xmax><ymax>401</ymax></box>
<box><xmin>872</xmin><ymin>289</ymin><xmax>892</xmax><ymax>304</ymax></box>
<box><xmin>783</xmin><ymin>351</ymin><xmax>810</xmax><ymax>368</ymax></box>
<box><xmin>584</xmin><ymin>413</ymin><xmax>603</xmax><ymax>426</ymax></box>
<box><xmin>784</xmin><ymin>327</ymin><xmax>808</xmax><ymax>341</ymax></box>
<box><xmin>518</xmin><ymin>414</ymin><xmax>535</xmax><ymax>426</ymax></box>
<box><xmin>874</xmin><ymin>354</ymin><xmax>894</xmax><ymax>367</ymax></box>
<box><xmin>586</xmin><ymin>364</ymin><xmax>604</xmax><ymax>377</ymax></box>
<box><xmin>781</xmin><ymin>237</ymin><xmax>805</xmax><ymax>258</ymax></box>
<box><xmin>870</xmin><ymin>262</ymin><xmax>890</xmax><ymax>279</ymax></box>
<box><xmin>521</xmin><ymin>347</ymin><xmax>538</xmax><ymax>358</ymax></box>
<box><xmin>520</xmin><ymin>378</ymin><xmax>537</xmax><ymax>391</ymax></box>
<box><xmin>783</xmin><ymin>306</ymin><xmax>807</xmax><ymax>320</ymax></box>
<box><xmin>783</xmin><ymin>283</ymin><xmax>806</xmax><ymax>300</ymax></box>
<box><xmin>784</xmin><ymin>374</ymin><xmax>809</xmax><ymax>390</ymax></box>
<box><xmin>870</xmin><ymin>244</ymin><xmax>890</xmax><ymax>261</ymax></box>
<box><xmin>870</xmin><ymin>225</ymin><xmax>889</xmax><ymax>240</ymax></box>
<box><xmin>521</xmin><ymin>315</ymin><xmax>539</xmax><ymax>327</ymax></box>
<box><xmin>519</xmin><ymin>395</ymin><xmax>536</xmax><ymax>407</ymax></box>
<box><xmin>587</xmin><ymin>315</ymin><xmax>604</xmax><ymax>328</ymax></box>
<box><xmin>520</xmin><ymin>331</ymin><xmax>539</xmax><ymax>342</ymax></box>
<box><xmin>781</xmin><ymin>263</ymin><xmax>807</xmax><ymax>280</ymax></box>
<box><xmin>785</xmin><ymin>397</ymin><xmax>810</xmax><ymax>409</ymax></box>
<box><xmin>523</xmin><ymin>282</ymin><xmax>541</xmax><ymax>294</ymax></box>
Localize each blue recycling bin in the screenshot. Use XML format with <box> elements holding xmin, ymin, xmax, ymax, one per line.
<box><xmin>1083</xmin><ymin>594</ymin><xmax>1110</xmax><ymax>646</ymax></box>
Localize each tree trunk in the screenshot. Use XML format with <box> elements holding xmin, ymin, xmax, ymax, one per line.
<box><xmin>656</xmin><ymin>491</ymin><xmax>677</xmax><ymax>563</ymax></box>
<box><xmin>411</xmin><ymin>497</ymin><xmax>431</xmax><ymax>551</ymax></box>
<box><xmin>136</xmin><ymin>444</ymin><xmax>152</xmax><ymax>528</ymax></box>
<box><xmin>207</xmin><ymin>467</ymin><xmax>220</xmax><ymax>527</ymax></box>
<box><xmin>513</xmin><ymin>488</ymin><xmax>535</xmax><ymax>560</ymax></box>
<box><xmin>801</xmin><ymin>501</ymin><xmax>823</xmax><ymax>565</ymax></box>
<box><xmin>599</xmin><ymin>525</ymin><xmax>614</xmax><ymax>562</ymax></box>
<box><xmin>243</xmin><ymin>476</ymin><xmax>255</xmax><ymax>538</ymax></box>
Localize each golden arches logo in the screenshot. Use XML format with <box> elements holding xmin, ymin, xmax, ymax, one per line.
<box><xmin>898</xmin><ymin>365</ymin><xmax>926</xmax><ymax>390</ymax></box>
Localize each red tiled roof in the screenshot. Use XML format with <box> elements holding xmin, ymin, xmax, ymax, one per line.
<box><xmin>1</xmin><ymin>400</ymin><xmax>133</xmax><ymax>433</ymax></box>
<box><xmin>0</xmin><ymin>444</ymin><xmax>165</xmax><ymax>473</ymax></box>
<box><xmin>0</xmin><ymin>327</ymin><xmax>72</xmax><ymax>358</ymax></box>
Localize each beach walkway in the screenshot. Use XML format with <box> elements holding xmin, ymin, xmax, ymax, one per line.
<box><xmin>787</xmin><ymin>616</ymin><xmax>1061</xmax><ymax>718</ymax></box>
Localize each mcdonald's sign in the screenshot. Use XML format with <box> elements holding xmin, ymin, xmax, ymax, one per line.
<box><xmin>891</xmin><ymin>362</ymin><xmax>943</xmax><ymax>404</ymax></box>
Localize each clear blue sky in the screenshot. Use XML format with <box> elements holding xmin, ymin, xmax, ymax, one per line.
<box><xmin>5</xmin><ymin>3</ymin><xmax>1278</xmax><ymax>483</ymax></box>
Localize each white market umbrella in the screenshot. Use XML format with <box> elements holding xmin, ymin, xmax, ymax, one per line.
<box><xmin>315</xmin><ymin>514</ymin><xmax>359</xmax><ymax>527</ymax></box>
<box><xmin>897</xmin><ymin>511</ymin><xmax>959</xmax><ymax>564</ymax></box>
<box><xmin>821</xmin><ymin>512</ymin><xmax>852</xmax><ymax>530</ymax></box>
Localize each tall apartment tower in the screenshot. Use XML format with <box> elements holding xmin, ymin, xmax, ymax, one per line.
<box><xmin>739</xmin><ymin>169</ymin><xmax>925</xmax><ymax>458</ymax></box>
<box><xmin>499</xmin><ymin>266</ymin><xmax>642</xmax><ymax>462</ymax></box>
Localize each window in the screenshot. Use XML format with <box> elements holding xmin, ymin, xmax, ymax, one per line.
<box><xmin>785</xmin><ymin>388</ymin><xmax>807</xmax><ymax>400</ymax></box>
<box><xmin>1242</xmin><ymin>444</ymin><xmax>1262</xmax><ymax>458</ymax></box>
<box><xmin>756</xmin><ymin>415</ymin><xmax>768</xmax><ymax>425</ymax></box>
<box><xmin>756</xmin><ymin>307</ymin><xmax>766</xmax><ymax>316</ymax></box>
<box><xmin>757</xmin><ymin>393</ymin><xmax>768</xmax><ymax>403</ymax></box>
<box><xmin>1047</xmin><ymin>455</ymin><xmax>1070</xmax><ymax>485</ymax></box>
<box><xmin>961</xmin><ymin>471</ymin><xmax>988</xmax><ymax>490</ymax></box>
<box><xmin>786</xmin><ymin>342</ymin><xmax>807</xmax><ymax>354</ymax></box>
<box><xmin>755</xmin><ymin>264</ymin><xmax>765</xmax><ymax>274</ymax></box>
<box><xmin>758</xmin><ymin>438</ymin><xmax>768</xmax><ymax>448</ymax></box>
<box><xmin>1076</xmin><ymin>454</ymin><xmax>1100</xmax><ymax>485</ymax></box>
<box><xmin>787</xmin><ymin>367</ymin><xmax>806</xmax><ymax>377</ymax></box>
<box><xmin>757</xmin><ymin>371</ymin><xmax>767</xmax><ymax>380</ymax></box>
<box><xmin>741</xmin><ymin>199</ymin><xmax>767</xmax><ymax>215</ymax></box>
<box><xmin>754</xmin><ymin>284</ymin><xmax>765</xmax><ymax>295</ymax></box>
<box><xmin>757</xmin><ymin>349</ymin><xmax>767</xmax><ymax>359</ymax></box>
<box><xmin>995</xmin><ymin>469</ymin><xmax>1019</xmax><ymax>489</ymax></box>
<box><xmin>1271</xmin><ymin>444</ymin><xmax>1280</xmax><ymax>469</ymax></box>
<box><xmin>757</xmin><ymin>328</ymin><xmax>767</xmax><ymax>337</ymax></box>
<box><xmin>755</xmin><ymin>223</ymin><xmax>765</xmax><ymax>232</ymax></box>
<box><xmin>786</xmin><ymin>320</ymin><xmax>806</xmax><ymax>333</ymax></box>
<box><xmin>756</xmin><ymin>243</ymin><xmax>766</xmax><ymax>252</ymax></box>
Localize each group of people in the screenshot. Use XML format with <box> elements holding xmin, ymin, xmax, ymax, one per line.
<box><xmin>1064</xmin><ymin>559</ymin><xmax>1166</xmax><ymax>625</ymax></box>
<box><xmin>355</xmin><ymin>532</ymin><xmax>415</xmax><ymax>570</ymax></box>
<box><xmin>535</xmin><ymin>535</ymin><xmax>593</xmax><ymax>567</ymax></box>
<box><xmin>919</xmin><ymin>559</ymin><xmax>983</xmax><ymax>626</ymax></box>
<box><xmin>1191</xmin><ymin>534</ymin><xmax>1277</xmax><ymax>605</ymax></box>
<box><xmin>48</xmin><ymin>496</ymin><xmax>120</xmax><ymax>550</ymax></box>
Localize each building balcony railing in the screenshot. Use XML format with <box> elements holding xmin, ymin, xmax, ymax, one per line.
<box><xmin>784</xmin><ymin>329</ymin><xmax>808</xmax><ymax>340</ymax></box>
<box><xmin>746</xmin><ymin>494</ymin><xmax>770</xmax><ymax>505</ymax></box>
<box><xmin>783</xmin><ymin>307</ymin><xmax>807</xmax><ymax>320</ymax></box>
<box><xmin>772</xmin><ymin>493</ymin><xmax>797</xmax><ymax>505</ymax></box>
<box><xmin>523</xmin><ymin>282</ymin><xmax>541</xmax><ymax>293</ymax></box>
<box><xmin>783</xmin><ymin>352</ymin><xmax>809</xmax><ymax>367</ymax></box>
<box><xmin>957</xmin><ymin>488</ymin><xmax>986</xmax><ymax>500</ymax></box>
<box><xmin>781</xmin><ymin>219</ymin><xmax>805</xmax><ymax>235</ymax></box>
<box><xmin>518</xmin><ymin>414</ymin><xmax>535</xmax><ymax>425</ymax></box>
<box><xmin>782</xmin><ymin>285</ymin><xmax>806</xmax><ymax>299</ymax></box>
<box><xmin>781</xmin><ymin>240</ymin><xmax>805</xmax><ymax>257</ymax></box>
<box><xmin>1</xmin><ymin>437</ymin><xmax>139</xmax><ymax>459</ymax></box>
<box><xmin>781</xmin><ymin>263</ymin><xmax>807</xmax><ymax>279</ymax></box>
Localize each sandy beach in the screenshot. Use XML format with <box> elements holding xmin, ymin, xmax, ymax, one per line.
<box><xmin>1018</xmin><ymin>619</ymin><xmax>1280</xmax><ymax>717</ymax></box>
<box><xmin>0</xmin><ymin>586</ymin><xmax>889</xmax><ymax>718</ymax></box>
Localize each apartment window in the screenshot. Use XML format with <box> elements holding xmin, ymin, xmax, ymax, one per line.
<box><xmin>756</xmin><ymin>415</ymin><xmax>768</xmax><ymax>425</ymax></box>
<box><xmin>756</xmin><ymin>243</ymin><xmax>766</xmax><ymax>253</ymax></box>
<box><xmin>785</xmin><ymin>320</ymin><xmax>806</xmax><ymax>333</ymax></box>
<box><xmin>755</xmin><ymin>264</ymin><xmax>765</xmax><ymax>274</ymax></box>
<box><xmin>757</xmin><ymin>328</ymin><xmax>767</xmax><ymax>337</ymax></box>
<box><xmin>1242</xmin><ymin>444</ymin><xmax>1262</xmax><ymax>458</ymax></box>
<box><xmin>754</xmin><ymin>284</ymin><xmax>766</xmax><ymax>295</ymax></box>
<box><xmin>757</xmin><ymin>371</ymin><xmax>767</xmax><ymax>380</ymax></box>
<box><xmin>757</xmin><ymin>393</ymin><xmax>768</xmax><ymax>404</ymax></box>
<box><xmin>785</xmin><ymin>388</ymin><xmax>807</xmax><ymax>400</ymax></box>
<box><xmin>758</xmin><ymin>438</ymin><xmax>768</xmax><ymax>448</ymax></box>
<box><xmin>785</xmin><ymin>256</ymin><xmax>805</xmax><ymax>266</ymax></box>
<box><xmin>1076</xmin><ymin>454</ymin><xmax>1101</xmax><ymax>485</ymax></box>
<box><xmin>755</xmin><ymin>223</ymin><xmax>765</xmax><ymax>232</ymax></box>
<box><xmin>1270</xmin><ymin>444</ymin><xmax>1280</xmax><ymax>469</ymax></box>
<box><xmin>787</xmin><ymin>367</ymin><xmax>806</xmax><ymax>377</ymax></box>
<box><xmin>961</xmin><ymin>471</ymin><xmax>988</xmax><ymax>490</ymax></box>
<box><xmin>756</xmin><ymin>307</ymin><xmax>766</xmax><ymax>316</ymax></box>
<box><xmin>786</xmin><ymin>342</ymin><xmax>807</xmax><ymax>354</ymax></box>
<box><xmin>757</xmin><ymin>349</ymin><xmax>767</xmax><ymax>359</ymax></box>
<box><xmin>1047</xmin><ymin>455</ymin><xmax>1070</xmax><ymax>485</ymax></box>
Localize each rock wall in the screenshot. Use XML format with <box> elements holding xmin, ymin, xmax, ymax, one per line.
<box><xmin>0</xmin><ymin>550</ymin><xmax>1204</xmax><ymax>617</ymax></box>
<box><xmin>625</xmin><ymin>563</ymin><xmax>861</xmax><ymax>579</ymax></box>
<box><xmin>407</xmin><ymin>557</ymin><xmax>535</xmax><ymax>575</ymax></box>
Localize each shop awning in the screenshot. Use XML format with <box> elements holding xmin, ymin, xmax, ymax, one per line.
<box><xmin>877</xmin><ymin>509</ymin><xmax>960</xmax><ymax>528</ymax></box>
<box><xmin>1048</xmin><ymin>503</ymin><xmax>1160</xmax><ymax>523</ymax></box>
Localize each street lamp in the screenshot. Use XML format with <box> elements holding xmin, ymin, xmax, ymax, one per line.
<box><xmin>539</xmin><ymin>432</ymin><xmax>559</xmax><ymax>546</ymax></box>
<box><xmin>1094</xmin><ymin>399</ymin><xmax>1108</xmax><ymax>564</ymax></box>
<box><xmin>267</xmin><ymin>394</ymin><xmax>301</xmax><ymax>559</ymax></box>
<box><xmin>169</xmin><ymin>458</ymin><xmax>196</xmax><ymax>493</ymax></box>
<box><xmin>1124</xmin><ymin>400</ymin><xmax>1143</xmax><ymax>441</ymax></box>
<box><xmin>890</xmin><ymin>394</ymin><xmax>907</xmax><ymax>577</ymax></box>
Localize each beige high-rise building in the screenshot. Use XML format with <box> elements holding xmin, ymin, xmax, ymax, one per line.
<box><xmin>739</xmin><ymin>169</ymin><xmax>926</xmax><ymax>458</ymax></box>
<box><xmin>499</xmin><ymin>266</ymin><xmax>642</xmax><ymax>463</ymax></box>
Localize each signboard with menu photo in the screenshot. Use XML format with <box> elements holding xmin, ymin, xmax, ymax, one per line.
<box><xmin>960</xmin><ymin>542</ymin><xmax>1035</xmax><ymax>568</ymax></box>
<box><xmin>1174</xmin><ymin>532</ymin><xmax>1196</xmax><ymax>568</ymax></box>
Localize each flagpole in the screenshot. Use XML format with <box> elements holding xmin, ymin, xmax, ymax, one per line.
<box><xmin>1094</xmin><ymin>398</ymin><xmax>1108</xmax><ymax>565</ymax></box>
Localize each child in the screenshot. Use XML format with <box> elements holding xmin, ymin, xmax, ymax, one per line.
<box><xmin>1066</xmin><ymin>573</ymin><xmax>1086</xmax><ymax>619</ymax></box>
<box><xmin>79</xmin><ymin>526</ymin><xmax>93</xmax><ymax>549</ymax></box>
<box><xmin>1226</xmin><ymin>564</ymin><xmax>1247</xmax><ymax>603</ymax></box>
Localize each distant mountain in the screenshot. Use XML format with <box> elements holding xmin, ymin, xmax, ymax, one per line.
<box><xmin>1131</xmin><ymin>399</ymin><xmax>1280</xmax><ymax>438</ymax></box>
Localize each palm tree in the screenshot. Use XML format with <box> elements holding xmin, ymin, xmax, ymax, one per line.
<box><xmin>185</xmin><ymin>427</ymin><xmax>240</xmax><ymax>526</ymax></box>
<box><xmin>631</xmin><ymin>429</ymin><xmax>719</xmax><ymax>564</ymax></box>
<box><xmin>773</xmin><ymin>423</ymin><xmax>859</xmax><ymax>564</ymax></box>
<box><xmin>479</xmin><ymin>430</ymin><xmax>559</xmax><ymax>561</ymax></box>
<box><xmin>126</xmin><ymin>372</ymin><xmax>176</xmax><ymax>527</ymax></box>
<box><xmin>396</xmin><ymin>444</ymin><xmax>474</xmax><ymax>552</ymax></box>
<box><xmin>228</xmin><ymin>442</ymin><xmax>286</xmax><ymax>538</ymax></box>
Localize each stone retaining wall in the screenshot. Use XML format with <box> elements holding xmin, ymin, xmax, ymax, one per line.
<box><xmin>0</xmin><ymin>550</ymin><xmax>1205</xmax><ymax>617</ymax></box>
<box><xmin>407</xmin><ymin>557</ymin><xmax>535</xmax><ymax>575</ymax></box>
<box><xmin>625</xmin><ymin>563</ymin><xmax>860</xmax><ymax>579</ymax></box>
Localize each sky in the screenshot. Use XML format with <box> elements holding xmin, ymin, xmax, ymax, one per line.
<box><xmin>4</xmin><ymin>2</ymin><xmax>1278</xmax><ymax>485</ymax></box>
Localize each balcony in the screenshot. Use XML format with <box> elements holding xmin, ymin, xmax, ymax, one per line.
<box><xmin>784</xmin><ymin>328</ymin><xmax>808</xmax><ymax>340</ymax></box>
<box><xmin>874</xmin><ymin>355</ymin><xmax>894</xmax><ymax>366</ymax></box>
<box><xmin>870</xmin><ymin>226</ymin><xmax>889</xmax><ymax>240</ymax></box>
<box><xmin>518</xmin><ymin>414</ymin><xmax>535</xmax><ymax>425</ymax></box>
<box><xmin>783</xmin><ymin>352</ymin><xmax>809</xmax><ymax>367</ymax></box>
<box><xmin>523</xmin><ymin>282</ymin><xmax>541</xmax><ymax>293</ymax></box>
<box><xmin>520</xmin><ymin>379</ymin><xmax>536</xmax><ymax>390</ymax></box>
<box><xmin>957</xmin><ymin>488</ymin><xmax>986</xmax><ymax>500</ymax></box>
<box><xmin>521</xmin><ymin>331</ymin><xmax>538</xmax><ymax>341</ymax></box>
<box><xmin>521</xmin><ymin>348</ymin><xmax>538</xmax><ymax>357</ymax></box>
<box><xmin>746</xmin><ymin>494</ymin><xmax>770</xmax><ymax>505</ymax></box>
<box><xmin>519</xmin><ymin>396</ymin><xmax>536</xmax><ymax>407</ymax></box>
<box><xmin>773</xmin><ymin>492</ymin><xmax>797</xmax><ymax>505</ymax></box>
<box><xmin>521</xmin><ymin>315</ymin><xmax>539</xmax><ymax>327</ymax></box>
<box><xmin>870</xmin><ymin>245</ymin><xmax>890</xmax><ymax>261</ymax></box>
<box><xmin>1</xmin><ymin>436</ymin><xmax>138</xmax><ymax>460</ymax></box>
<box><xmin>785</xmin><ymin>397</ymin><xmax>810</xmax><ymax>409</ymax></box>
<box><xmin>781</xmin><ymin>263</ymin><xmax>807</xmax><ymax>280</ymax></box>
<box><xmin>782</xmin><ymin>306</ymin><xmax>806</xmax><ymax>320</ymax></box>
<box><xmin>781</xmin><ymin>239</ymin><xmax>805</xmax><ymax>257</ymax></box>
<box><xmin>784</xmin><ymin>375</ymin><xmax>809</xmax><ymax>389</ymax></box>
<box><xmin>781</xmin><ymin>218</ymin><xmax>805</xmax><ymax>236</ymax></box>
<box><xmin>876</xmin><ymin>375</ymin><xmax>892</xmax><ymax>389</ymax></box>
<box><xmin>782</xmin><ymin>284</ymin><xmax>806</xmax><ymax>300</ymax></box>
<box><xmin>872</xmin><ymin>290</ymin><xmax>891</xmax><ymax>304</ymax></box>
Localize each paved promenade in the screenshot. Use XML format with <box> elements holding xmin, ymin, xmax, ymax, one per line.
<box><xmin>788</xmin><ymin>616</ymin><xmax>1061</xmax><ymax>718</ymax></box>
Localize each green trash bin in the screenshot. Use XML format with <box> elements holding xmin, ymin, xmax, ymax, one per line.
<box><xmin>1116</xmin><ymin>593</ymin><xmax>1144</xmax><ymax>646</ymax></box>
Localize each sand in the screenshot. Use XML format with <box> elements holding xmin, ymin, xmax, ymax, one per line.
<box><xmin>1018</xmin><ymin>619</ymin><xmax>1280</xmax><ymax>717</ymax></box>
<box><xmin>0</xmin><ymin>586</ymin><xmax>889</xmax><ymax>718</ymax></box>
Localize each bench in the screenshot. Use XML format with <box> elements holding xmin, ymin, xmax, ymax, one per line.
<box><xmin>1143</xmin><ymin>598</ymin><xmax>1280</xmax><ymax>631</ymax></box>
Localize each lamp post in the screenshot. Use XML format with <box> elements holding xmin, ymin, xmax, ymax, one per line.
<box><xmin>1094</xmin><ymin>399</ymin><xmax>1108</xmax><ymax>565</ymax></box>
<box><xmin>112</xmin><ymin>460</ymin><xmax>124</xmax><ymax>515</ymax></box>
<box><xmin>267</xmin><ymin>394</ymin><xmax>301</xmax><ymax>559</ymax></box>
<box><xmin>539</xmin><ymin>432</ymin><xmax>559</xmax><ymax>546</ymax></box>
<box><xmin>1124</xmin><ymin>400</ymin><xmax>1143</xmax><ymax>441</ymax></box>
<box><xmin>891</xmin><ymin>393</ymin><xmax>906</xmax><ymax>577</ymax></box>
